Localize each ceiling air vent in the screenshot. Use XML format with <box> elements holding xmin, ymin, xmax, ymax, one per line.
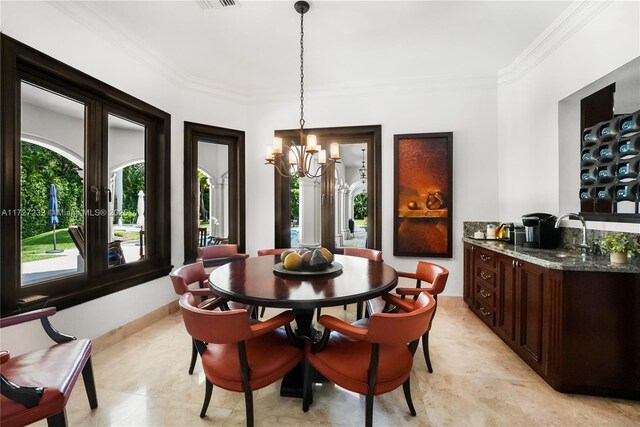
<box><xmin>196</xmin><ymin>0</ymin><xmax>237</xmax><ymax>10</ymax></box>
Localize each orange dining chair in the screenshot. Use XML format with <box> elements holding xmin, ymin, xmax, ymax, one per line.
<box><xmin>256</xmin><ymin>248</ymin><xmax>289</xmax><ymax>256</ymax></box>
<box><xmin>367</xmin><ymin>260</ymin><xmax>449</xmax><ymax>373</ymax></box>
<box><xmin>170</xmin><ymin>261</ymin><xmax>254</xmax><ymax>374</ymax></box>
<box><xmin>179</xmin><ymin>293</ymin><xmax>303</xmax><ymax>427</ymax></box>
<box><xmin>341</xmin><ymin>248</ymin><xmax>383</xmax><ymax>319</ymax></box>
<box><xmin>0</xmin><ymin>308</ymin><xmax>98</xmax><ymax>427</ymax></box>
<box><xmin>303</xmin><ymin>292</ymin><xmax>436</xmax><ymax>427</ymax></box>
<box><xmin>196</xmin><ymin>244</ymin><xmax>249</xmax><ymax>268</ymax></box>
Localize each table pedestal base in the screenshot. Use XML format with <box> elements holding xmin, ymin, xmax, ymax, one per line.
<box><xmin>280</xmin><ymin>308</ymin><xmax>320</xmax><ymax>398</ymax></box>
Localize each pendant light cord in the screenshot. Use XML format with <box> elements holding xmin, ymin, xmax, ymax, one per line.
<box><xmin>299</xmin><ymin>10</ymin><xmax>305</xmax><ymax>131</ymax></box>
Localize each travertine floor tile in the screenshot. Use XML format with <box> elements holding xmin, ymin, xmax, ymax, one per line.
<box><xmin>48</xmin><ymin>303</ymin><xmax>639</xmax><ymax>426</ymax></box>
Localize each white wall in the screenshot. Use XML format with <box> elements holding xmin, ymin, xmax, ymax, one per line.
<box><xmin>497</xmin><ymin>1</ymin><xmax>640</xmax><ymax>230</ymax></box>
<box><xmin>246</xmin><ymin>83</ymin><xmax>500</xmax><ymax>297</ymax></box>
<box><xmin>0</xmin><ymin>1</ymin><xmax>246</xmax><ymax>355</ymax></box>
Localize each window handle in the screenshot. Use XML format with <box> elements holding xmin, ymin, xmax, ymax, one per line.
<box><xmin>91</xmin><ymin>185</ymin><xmax>101</xmax><ymax>203</ymax></box>
<box><xmin>103</xmin><ymin>187</ymin><xmax>112</xmax><ymax>203</ymax></box>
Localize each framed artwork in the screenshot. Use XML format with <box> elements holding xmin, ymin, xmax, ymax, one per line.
<box><xmin>393</xmin><ymin>132</ymin><xmax>453</xmax><ymax>257</ymax></box>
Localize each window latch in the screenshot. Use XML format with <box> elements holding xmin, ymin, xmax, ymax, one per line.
<box><xmin>90</xmin><ymin>185</ymin><xmax>100</xmax><ymax>203</ymax></box>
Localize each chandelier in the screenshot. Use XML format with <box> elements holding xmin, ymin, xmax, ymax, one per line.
<box><xmin>359</xmin><ymin>148</ymin><xmax>367</xmax><ymax>184</ymax></box>
<box><xmin>265</xmin><ymin>1</ymin><xmax>340</xmax><ymax>178</ymax></box>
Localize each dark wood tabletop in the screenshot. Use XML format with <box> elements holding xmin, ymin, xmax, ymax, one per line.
<box><xmin>208</xmin><ymin>254</ymin><xmax>398</xmax><ymax>310</ymax></box>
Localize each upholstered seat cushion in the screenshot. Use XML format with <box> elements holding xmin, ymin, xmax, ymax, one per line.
<box><xmin>0</xmin><ymin>339</ymin><xmax>91</xmax><ymax>427</ymax></box>
<box><xmin>305</xmin><ymin>320</ymin><xmax>413</xmax><ymax>396</ymax></box>
<box><xmin>201</xmin><ymin>328</ymin><xmax>302</xmax><ymax>392</ymax></box>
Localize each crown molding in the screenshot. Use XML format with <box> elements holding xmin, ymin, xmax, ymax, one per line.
<box><xmin>498</xmin><ymin>0</ymin><xmax>614</xmax><ymax>86</ymax></box>
<box><xmin>49</xmin><ymin>1</ymin><xmax>497</xmax><ymax>104</ymax></box>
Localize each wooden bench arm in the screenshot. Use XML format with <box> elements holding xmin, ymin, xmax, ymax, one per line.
<box><xmin>0</xmin><ymin>308</ymin><xmax>56</xmax><ymax>328</ymax></box>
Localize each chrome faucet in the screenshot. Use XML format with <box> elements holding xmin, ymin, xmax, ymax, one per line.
<box><xmin>555</xmin><ymin>213</ymin><xmax>589</xmax><ymax>253</ymax></box>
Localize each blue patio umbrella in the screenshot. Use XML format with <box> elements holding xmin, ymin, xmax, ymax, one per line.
<box><xmin>46</xmin><ymin>184</ymin><xmax>63</xmax><ymax>253</ymax></box>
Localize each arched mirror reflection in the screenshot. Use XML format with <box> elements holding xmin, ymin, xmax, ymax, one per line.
<box><xmin>184</xmin><ymin>122</ymin><xmax>245</xmax><ymax>263</ymax></box>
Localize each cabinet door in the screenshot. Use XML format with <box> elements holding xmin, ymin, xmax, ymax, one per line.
<box><xmin>517</xmin><ymin>261</ymin><xmax>546</xmax><ymax>367</ymax></box>
<box><xmin>496</xmin><ymin>254</ymin><xmax>517</xmax><ymax>343</ymax></box>
<box><xmin>463</xmin><ymin>243</ymin><xmax>474</xmax><ymax>306</ymax></box>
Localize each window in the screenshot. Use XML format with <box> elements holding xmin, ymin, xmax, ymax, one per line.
<box><xmin>1</xmin><ymin>35</ymin><xmax>171</xmax><ymax>314</ymax></box>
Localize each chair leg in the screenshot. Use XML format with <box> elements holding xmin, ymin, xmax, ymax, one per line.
<box><xmin>316</xmin><ymin>307</ymin><xmax>322</xmax><ymax>322</ymax></box>
<box><xmin>422</xmin><ymin>332</ymin><xmax>433</xmax><ymax>373</ymax></box>
<box><xmin>356</xmin><ymin>302</ymin><xmax>363</xmax><ymax>320</ymax></box>
<box><xmin>200</xmin><ymin>379</ymin><xmax>213</xmax><ymax>418</ymax></box>
<box><xmin>244</xmin><ymin>388</ymin><xmax>254</xmax><ymax>427</ymax></box>
<box><xmin>343</xmin><ymin>304</ymin><xmax>347</xmax><ymax>310</ymax></box>
<box><xmin>81</xmin><ymin>357</ymin><xmax>98</xmax><ymax>409</ymax></box>
<box><xmin>365</xmin><ymin>393</ymin><xmax>374</xmax><ymax>427</ymax></box>
<box><xmin>47</xmin><ymin>410</ymin><xmax>67</xmax><ymax>427</ymax></box>
<box><xmin>260</xmin><ymin>306</ymin><xmax>266</xmax><ymax>318</ymax></box>
<box><xmin>303</xmin><ymin>361</ymin><xmax>313</xmax><ymax>412</ymax></box>
<box><xmin>189</xmin><ymin>339</ymin><xmax>198</xmax><ymax>375</ymax></box>
<box><xmin>402</xmin><ymin>377</ymin><xmax>417</xmax><ymax>416</ymax></box>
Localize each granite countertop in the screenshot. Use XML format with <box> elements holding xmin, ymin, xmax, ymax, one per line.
<box><xmin>462</xmin><ymin>237</ymin><xmax>640</xmax><ymax>273</ymax></box>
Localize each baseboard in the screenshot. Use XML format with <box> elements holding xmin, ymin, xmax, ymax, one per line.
<box><xmin>92</xmin><ymin>299</ymin><xmax>179</xmax><ymax>354</ymax></box>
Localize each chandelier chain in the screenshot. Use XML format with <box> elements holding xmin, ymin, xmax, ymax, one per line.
<box><xmin>299</xmin><ymin>10</ymin><xmax>305</xmax><ymax>130</ymax></box>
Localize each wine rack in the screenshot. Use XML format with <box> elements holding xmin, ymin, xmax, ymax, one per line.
<box><xmin>580</xmin><ymin>109</ymin><xmax>640</xmax><ymax>213</ymax></box>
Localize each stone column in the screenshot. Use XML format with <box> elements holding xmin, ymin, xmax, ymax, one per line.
<box><xmin>299</xmin><ymin>176</ymin><xmax>320</xmax><ymax>247</ymax></box>
<box><xmin>207</xmin><ymin>178</ymin><xmax>214</xmax><ymax>236</ymax></box>
<box><xmin>115</xmin><ymin>169</ymin><xmax>123</xmax><ymax>226</ymax></box>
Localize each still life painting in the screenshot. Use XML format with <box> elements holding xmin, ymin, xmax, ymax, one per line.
<box><xmin>394</xmin><ymin>132</ymin><xmax>453</xmax><ymax>257</ymax></box>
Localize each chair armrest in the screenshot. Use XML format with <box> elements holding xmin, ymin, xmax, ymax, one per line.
<box><xmin>397</xmin><ymin>271</ymin><xmax>419</xmax><ymax>280</ymax></box>
<box><xmin>251</xmin><ymin>311</ymin><xmax>295</xmax><ymax>337</ymax></box>
<box><xmin>395</xmin><ymin>287</ymin><xmax>434</xmax><ymax>296</ymax></box>
<box><xmin>383</xmin><ymin>293</ymin><xmax>415</xmax><ymax>312</ymax></box>
<box><xmin>189</xmin><ymin>288</ymin><xmax>214</xmax><ymax>297</ymax></box>
<box><xmin>197</xmin><ymin>297</ymin><xmax>227</xmax><ymax>311</ymax></box>
<box><xmin>0</xmin><ymin>351</ymin><xmax>10</xmax><ymax>365</ymax></box>
<box><xmin>0</xmin><ymin>307</ymin><xmax>56</xmax><ymax>328</ymax></box>
<box><xmin>0</xmin><ymin>375</ymin><xmax>44</xmax><ymax>409</ymax></box>
<box><xmin>319</xmin><ymin>315</ymin><xmax>368</xmax><ymax>341</ymax></box>
<box><xmin>238</xmin><ymin>253</ymin><xmax>250</xmax><ymax>259</ymax></box>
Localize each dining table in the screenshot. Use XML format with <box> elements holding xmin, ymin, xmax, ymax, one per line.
<box><xmin>208</xmin><ymin>253</ymin><xmax>399</xmax><ymax>397</ymax></box>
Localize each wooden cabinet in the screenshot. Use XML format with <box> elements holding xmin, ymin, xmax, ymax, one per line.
<box><xmin>495</xmin><ymin>255</ymin><xmax>547</xmax><ymax>374</ymax></box>
<box><xmin>463</xmin><ymin>242</ymin><xmax>640</xmax><ymax>399</ymax></box>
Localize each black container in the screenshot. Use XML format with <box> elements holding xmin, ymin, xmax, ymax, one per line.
<box><xmin>614</xmin><ymin>182</ymin><xmax>638</xmax><ymax>202</ymax></box>
<box><xmin>596</xmin><ymin>163</ymin><xmax>617</xmax><ymax>183</ymax></box>
<box><xmin>597</xmin><ymin>117</ymin><xmax>621</xmax><ymax>141</ymax></box>
<box><xmin>580</xmin><ymin>166</ymin><xmax>596</xmax><ymax>185</ymax></box>
<box><xmin>520</xmin><ymin>213</ymin><xmax>561</xmax><ymax>249</ymax></box>
<box><xmin>592</xmin><ymin>142</ymin><xmax>615</xmax><ymax>163</ymax></box>
<box><xmin>582</xmin><ymin>125</ymin><xmax>599</xmax><ymax>147</ymax></box>
<box><xmin>617</xmin><ymin>134</ymin><xmax>640</xmax><ymax>157</ymax></box>
<box><xmin>616</xmin><ymin>158</ymin><xmax>640</xmax><ymax>180</ymax></box>
<box><xmin>581</xmin><ymin>148</ymin><xmax>596</xmax><ymax>166</ymax></box>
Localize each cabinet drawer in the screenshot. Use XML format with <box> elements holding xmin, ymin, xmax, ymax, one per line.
<box><xmin>474</xmin><ymin>281</ymin><xmax>496</xmax><ymax>309</ymax></box>
<box><xmin>474</xmin><ymin>299</ymin><xmax>495</xmax><ymax>326</ymax></box>
<box><xmin>475</xmin><ymin>264</ymin><xmax>496</xmax><ymax>287</ymax></box>
<box><xmin>474</xmin><ymin>248</ymin><xmax>496</xmax><ymax>270</ymax></box>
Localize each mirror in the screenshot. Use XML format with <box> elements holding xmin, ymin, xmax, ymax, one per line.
<box><xmin>184</xmin><ymin>122</ymin><xmax>245</xmax><ymax>263</ymax></box>
<box><xmin>558</xmin><ymin>56</ymin><xmax>640</xmax><ymax>222</ymax></box>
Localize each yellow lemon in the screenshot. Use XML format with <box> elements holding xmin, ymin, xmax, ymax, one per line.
<box><xmin>283</xmin><ymin>252</ymin><xmax>303</xmax><ymax>270</ymax></box>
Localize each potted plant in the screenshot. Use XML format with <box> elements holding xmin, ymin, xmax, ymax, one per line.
<box><xmin>598</xmin><ymin>233</ymin><xmax>640</xmax><ymax>264</ymax></box>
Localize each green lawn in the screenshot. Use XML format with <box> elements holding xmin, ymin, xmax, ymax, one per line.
<box><xmin>354</xmin><ymin>218</ymin><xmax>367</xmax><ymax>226</ymax></box>
<box><xmin>114</xmin><ymin>230</ymin><xmax>141</xmax><ymax>240</ymax></box>
<box><xmin>21</xmin><ymin>228</ymin><xmax>75</xmax><ymax>263</ymax></box>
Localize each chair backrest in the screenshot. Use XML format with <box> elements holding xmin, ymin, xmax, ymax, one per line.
<box><xmin>197</xmin><ymin>244</ymin><xmax>240</xmax><ymax>260</ymax></box>
<box><xmin>343</xmin><ymin>247</ymin><xmax>383</xmax><ymax>262</ymax></box>
<box><xmin>169</xmin><ymin>261</ymin><xmax>208</xmax><ymax>295</ymax></box>
<box><xmin>367</xmin><ymin>292</ymin><xmax>436</xmax><ymax>345</ymax></box>
<box><xmin>415</xmin><ymin>261</ymin><xmax>449</xmax><ymax>295</ymax></box>
<box><xmin>257</xmin><ymin>248</ymin><xmax>288</xmax><ymax>256</ymax></box>
<box><xmin>179</xmin><ymin>293</ymin><xmax>253</xmax><ymax>343</ymax></box>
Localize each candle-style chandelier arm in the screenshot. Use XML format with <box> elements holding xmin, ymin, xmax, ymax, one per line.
<box><xmin>305</xmin><ymin>161</ymin><xmax>336</xmax><ymax>179</ymax></box>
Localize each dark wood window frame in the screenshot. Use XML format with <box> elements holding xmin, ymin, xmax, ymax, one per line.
<box><xmin>273</xmin><ymin>125</ymin><xmax>382</xmax><ymax>252</ymax></box>
<box><xmin>183</xmin><ymin>122</ymin><xmax>245</xmax><ymax>263</ymax></box>
<box><xmin>1</xmin><ymin>34</ymin><xmax>172</xmax><ymax>315</ymax></box>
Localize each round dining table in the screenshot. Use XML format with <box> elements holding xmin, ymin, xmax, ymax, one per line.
<box><xmin>208</xmin><ymin>253</ymin><xmax>398</xmax><ymax>397</ymax></box>
<box><xmin>208</xmin><ymin>254</ymin><xmax>398</xmax><ymax>337</ymax></box>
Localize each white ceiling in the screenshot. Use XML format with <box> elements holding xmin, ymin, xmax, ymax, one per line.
<box><xmin>79</xmin><ymin>0</ymin><xmax>572</xmax><ymax>97</ymax></box>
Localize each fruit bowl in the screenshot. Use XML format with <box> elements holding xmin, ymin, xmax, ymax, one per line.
<box><xmin>275</xmin><ymin>247</ymin><xmax>340</xmax><ymax>275</ymax></box>
<box><xmin>273</xmin><ymin>261</ymin><xmax>343</xmax><ymax>276</ymax></box>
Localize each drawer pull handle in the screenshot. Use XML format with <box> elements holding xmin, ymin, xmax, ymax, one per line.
<box><xmin>480</xmin><ymin>254</ymin><xmax>491</xmax><ymax>261</ymax></box>
<box><xmin>479</xmin><ymin>307</ymin><xmax>492</xmax><ymax>316</ymax></box>
<box><xmin>480</xmin><ymin>272</ymin><xmax>491</xmax><ymax>280</ymax></box>
<box><xmin>479</xmin><ymin>289</ymin><xmax>492</xmax><ymax>298</ymax></box>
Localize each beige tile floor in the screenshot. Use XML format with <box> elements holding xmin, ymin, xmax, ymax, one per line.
<box><xmin>37</xmin><ymin>301</ymin><xmax>640</xmax><ymax>426</ymax></box>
